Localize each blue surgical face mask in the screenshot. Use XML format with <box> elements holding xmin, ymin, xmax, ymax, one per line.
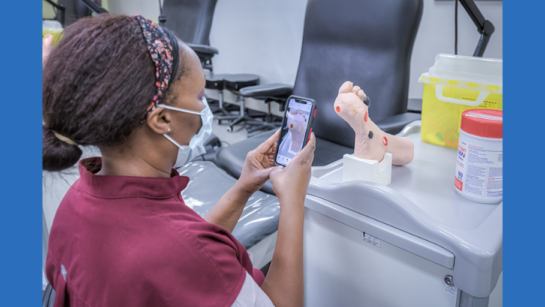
<box><xmin>157</xmin><ymin>96</ymin><xmax>213</xmax><ymax>168</ymax></box>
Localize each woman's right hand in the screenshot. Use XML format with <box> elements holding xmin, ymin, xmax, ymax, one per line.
<box><xmin>270</xmin><ymin>133</ymin><xmax>316</xmax><ymax>204</ymax></box>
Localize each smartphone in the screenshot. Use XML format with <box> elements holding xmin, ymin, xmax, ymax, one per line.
<box><xmin>274</xmin><ymin>95</ymin><xmax>317</xmax><ymax>167</ymax></box>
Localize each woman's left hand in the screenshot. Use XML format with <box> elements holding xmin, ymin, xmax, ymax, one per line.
<box><xmin>237</xmin><ymin>130</ymin><xmax>283</xmax><ymax>194</ymax></box>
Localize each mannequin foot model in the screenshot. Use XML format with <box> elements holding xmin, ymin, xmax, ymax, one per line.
<box><xmin>334</xmin><ymin>81</ymin><xmax>414</xmax><ymax>166</ymax></box>
<box><xmin>286</xmin><ymin>108</ymin><xmax>307</xmax><ymax>152</ymax></box>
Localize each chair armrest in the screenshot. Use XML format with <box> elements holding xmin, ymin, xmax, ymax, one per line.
<box><xmin>186</xmin><ymin>43</ymin><xmax>219</xmax><ymax>57</ymax></box>
<box><xmin>375</xmin><ymin>112</ymin><xmax>422</xmax><ymax>135</ymax></box>
<box><xmin>239</xmin><ymin>83</ymin><xmax>293</xmax><ymax>98</ymax></box>
<box><xmin>407</xmin><ymin>98</ymin><xmax>422</xmax><ymax>113</ymax></box>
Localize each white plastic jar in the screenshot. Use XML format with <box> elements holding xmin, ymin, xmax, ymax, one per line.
<box><xmin>454</xmin><ymin>109</ymin><xmax>503</xmax><ymax>203</ymax></box>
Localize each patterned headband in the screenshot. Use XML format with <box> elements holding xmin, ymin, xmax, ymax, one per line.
<box><xmin>133</xmin><ymin>15</ymin><xmax>180</xmax><ymax>115</ymax></box>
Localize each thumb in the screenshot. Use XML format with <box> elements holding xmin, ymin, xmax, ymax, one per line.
<box><xmin>268</xmin><ymin>166</ymin><xmax>284</xmax><ymax>178</ymax></box>
<box><xmin>294</xmin><ymin>133</ymin><xmax>316</xmax><ymax>161</ymax></box>
<box><xmin>259</xmin><ymin>165</ymin><xmax>282</xmax><ymax>177</ymax></box>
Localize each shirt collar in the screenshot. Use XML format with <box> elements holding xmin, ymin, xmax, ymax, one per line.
<box><xmin>78</xmin><ymin>157</ymin><xmax>189</xmax><ymax>199</ymax></box>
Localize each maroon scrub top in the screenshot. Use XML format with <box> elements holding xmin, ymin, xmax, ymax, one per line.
<box><xmin>46</xmin><ymin>157</ymin><xmax>264</xmax><ymax>307</ymax></box>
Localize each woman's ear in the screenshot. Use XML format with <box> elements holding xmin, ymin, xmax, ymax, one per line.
<box><xmin>146</xmin><ymin>107</ymin><xmax>171</xmax><ymax>135</ymax></box>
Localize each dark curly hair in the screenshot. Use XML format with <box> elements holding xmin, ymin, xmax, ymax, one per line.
<box><xmin>43</xmin><ymin>14</ymin><xmax>184</xmax><ymax>172</ymax></box>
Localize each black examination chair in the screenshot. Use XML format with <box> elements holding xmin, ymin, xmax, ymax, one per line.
<box><xmin>162</xmin><ymin>0</ymin><xmax>218</xmax><ymax>71</ymax></box>
<box><xmin>215</xmin><ymin>0</ymin><xmax>424</xmax><ymax>195</ymax></box>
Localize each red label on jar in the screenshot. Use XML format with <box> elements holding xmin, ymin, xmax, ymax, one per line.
<box><xmin>454</xmin><ymin>177</ymin><xmax>463</xmax><ymax>191</ymax></box>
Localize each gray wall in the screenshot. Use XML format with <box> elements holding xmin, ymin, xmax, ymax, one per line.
<box><xmin>107</xmin><ymin>0</ymin><xmax>159</xmax><ymax>20</ymax></box>
<box><xmin>108</xmin><ymin>0</ymin><xmax>502</xmax><ymax>99</ymax></box>
<box><xmin>209</xmin><ymin>0</ymin><xmax>306</xmax><ymax>86</ymax></box>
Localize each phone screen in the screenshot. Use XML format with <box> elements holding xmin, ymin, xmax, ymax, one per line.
<box><xmin>276</xmin><ymin>98</ymin><xmax>313</xmax><ymax>166</ymax></box>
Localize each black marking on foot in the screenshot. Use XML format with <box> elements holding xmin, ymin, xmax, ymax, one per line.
<box><xmin>368</xmin><ymin>131</ymin><xmax>374</xmax><ymax>139</ymax></box>
<box><xmin>363</xmin><ymin>96</ymin><xmax>371</xmax><ymax>107</ymax></box>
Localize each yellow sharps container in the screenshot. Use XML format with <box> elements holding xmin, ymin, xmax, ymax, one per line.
<box><xmin>43</xmin><ymin>20</ymin><xmax>63</xmax><ymax>46</ymax></box>
<box><xmin>419</xmin><ymin>54</ymin><xmax>502</xmax><ymax>149</ymax></box>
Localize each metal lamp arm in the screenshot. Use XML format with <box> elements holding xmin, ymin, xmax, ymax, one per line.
<box><xmin>80</xmin><ymin>0</ymin><xmax>109</xmax><ymax>14</ymax></box>
<box><xmin>458</xmin><ymin>0</ymin><xmax>495</xmax><ymax>57</ymax></box>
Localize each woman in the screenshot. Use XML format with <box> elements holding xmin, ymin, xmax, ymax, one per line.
<box><xmin>43</xmin><ymin>15</ymin><xmax>315</xmax><ymax>307</ymax></box>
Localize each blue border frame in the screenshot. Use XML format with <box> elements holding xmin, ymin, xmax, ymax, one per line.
<box><xmin>0</xmin><ymin>0</ymin><xmax>541</xmax><ymax>305</ymax></box>
<box><xmin>504</xmin><ymin>0</ymin><xmax>544</xmax><ymax>305</ymax></box>
<box><xmin>0</xmin><ymin>1</ymin><xmax>42</xmax><ymax>305</ymax></box>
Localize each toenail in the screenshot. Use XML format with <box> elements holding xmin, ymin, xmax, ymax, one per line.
<box><xmin>364</xmin><ymin>112</ymin><xmax>368</xmax><ymax>122</ymax></box>
<box><xmin>290</xmin><ymin>124</ymin><xmax>293</xmax><ymax>129</ymax></box>
<box><xmin>368</xmin><ymin>131</ymin><xmax>373</xmax><ymax>139</ymax></box>
<box><xmin>383</xmin><ymin>137</ymin><xmax>388</xmax><ymax>146</ymax></box>
<box><xmin>335</xmin><ymin>106</ymin><xmax>341</xmax><ymax>113</ymax></box>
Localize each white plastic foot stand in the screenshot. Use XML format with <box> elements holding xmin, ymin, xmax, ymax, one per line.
<box><xmin>342</xmin><ymin>153</ymin><xmax>392</xmax><ymax>186</ymax></box>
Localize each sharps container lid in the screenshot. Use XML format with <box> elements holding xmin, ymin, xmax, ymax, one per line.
<box><xmin>461</xmin><ymin>109</ymin><xmax>503</xmax><ymax>139</ymax></box>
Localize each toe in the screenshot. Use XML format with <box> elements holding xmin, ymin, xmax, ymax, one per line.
<box><xmin>352</xmin><ymin>85</ymin><xmax>361</xmax><ymax>96</ymax></box>
<box><xmin>358</xmin><ymin>89</ymin><xmax>366</xmax><ymax>101</ymax></box>
<box><xmin>338</xmin><ymin>81</ymin><xmax>353</xmax><ymax>94</ymax></box>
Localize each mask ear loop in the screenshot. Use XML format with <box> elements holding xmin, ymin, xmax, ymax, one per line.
<box><xmin>140</xmin><ymin>102</ymin><xmax>204</xmax><ymax>125</ymax></box>
<box><xmin>163</xmin><ymin>133</ymin><xmax>184</xmax><ymax>147</ymax></box>
<box><xmin>156</xmin><ymin>104</ymin><xmax>205</xmax><ymax>115</ymax></box>
<box><xmin>164</xmin><ymin>133</ymin><xmax>193</xmax><ymax>165</ymax></box>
